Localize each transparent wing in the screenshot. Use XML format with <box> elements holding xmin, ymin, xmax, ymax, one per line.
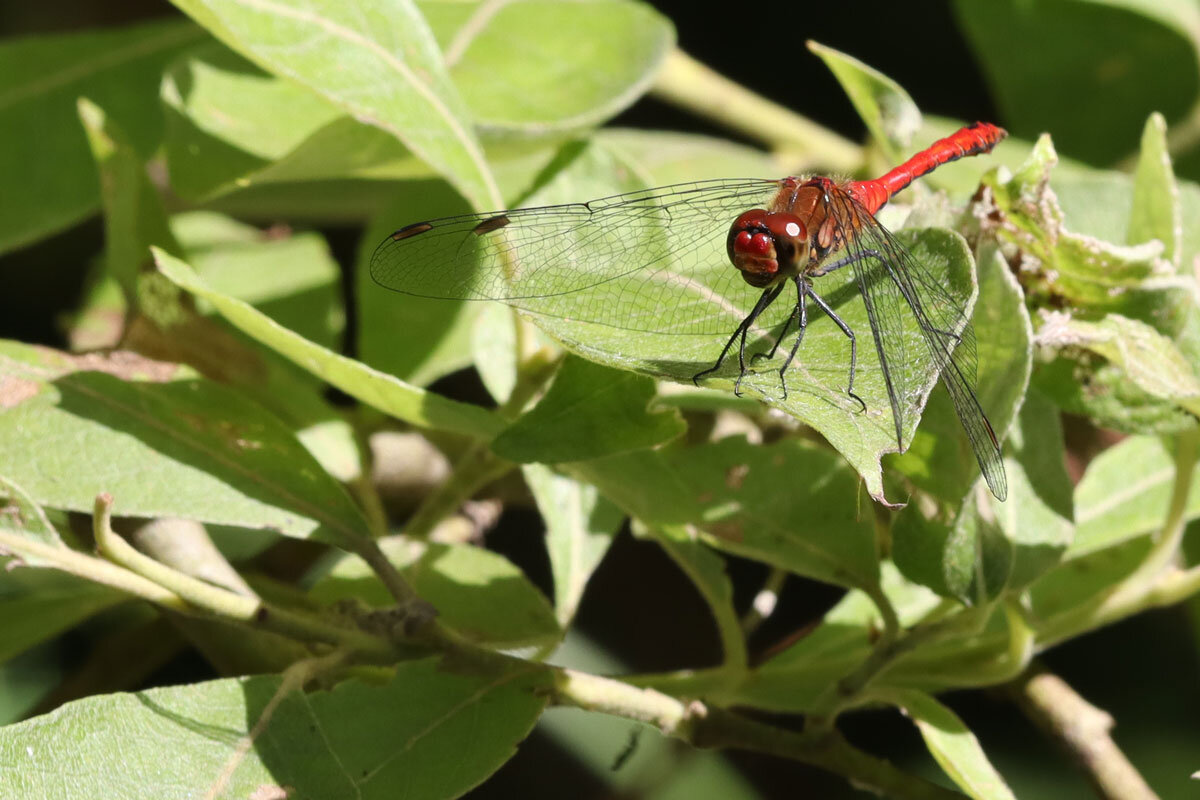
<box><xmin>369</xmin><ymin>178</ymin><xmax>787</xmax><ymax>335</ymax></box>
<box><xmin>826</xmin><ymin>189</ymin><xmax>1008</xmax><ymax>501</ymax></box>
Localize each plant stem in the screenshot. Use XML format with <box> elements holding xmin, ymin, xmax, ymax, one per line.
<box><xmin>14</xmin><ymin>497</ymin><xmax>967</xmax><ymax>798</ymax></box>
<box><xmin>651</xmin><ymin>48</ymin><xmax>861</xmax><ymax>173</ymax></box>
<box><xmin>739</xmin><ymin>567</ymin><xmax>787</xmax><ymax>635</ymax></box>
<box><xmin>401</xmin><ymin>352</ymin><xmax>557</xmax><ymax>540</ymax></box>
<box><xmin>550</xmin><ymin>669</ymin><xmax>966</xmax><ymax>800</ymax></box>
<box><xmin>1006</xmin><ymin>662</ymin><xmax>1158</xmax><ymax>800</ymax></box>
<box><xmin>402</xmin><ymin>443</ymin><xmax>514</xmax><ymax>539</ymax></box>
<box><xmin>91</xmin><ymin>494</ymin><xmax>400</xmax><ymax>661</ymax></box>
<box><xmin>0</xmin><ymin>528</ymin><xmax>184</xmax><ymax>610</ymax></box>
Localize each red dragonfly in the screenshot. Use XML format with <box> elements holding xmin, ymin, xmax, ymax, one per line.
<box><xmin>371</xmin><ymin>122</ymin><xmax>1009</xmax><ymax>501</ymax></box>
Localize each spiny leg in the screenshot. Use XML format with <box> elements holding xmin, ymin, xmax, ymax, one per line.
<box><xmin>775</xmin><ymin>277</ymin><xmax>810</xmax><ymax>400</ymax></box>
<box><xmin>808</xmin><ymin>287</ymin><xmax>867</xmax><ymax>413</ymax></box>
<box><xmin>693</xmin><ymin>284</ymin><xmax>784</xmax><ymax>395</ymax></box>
<box><xmin>751</xmin><ymin>299</ymin><xmax>799</xmax><ymax>365</ymax></box>
<box><xmin>735</xmin><ymin>283</ymin><xmax>787</xmax><ymax>395</ymax></box>
<box><xmin>750</xmin><ymin>251</ymin><xmax>881</xmax><ymax>372</ymax></box>
<box><xmin>758</xmin><ymin>248</ymin><xmax>883</xmax><ymax>374</ymax></box>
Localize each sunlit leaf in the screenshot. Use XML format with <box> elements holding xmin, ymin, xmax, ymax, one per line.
<box><xmin>0</xmin><ymin>660</ymin><xmax>547</xmax><ymax>799</ymax></box>
<box><xmin>0</xmin><ymin>340</ymin><xmax>369</xmax><ymax>546</ymax></box>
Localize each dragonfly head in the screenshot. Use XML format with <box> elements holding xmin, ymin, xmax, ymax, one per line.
<box><xmin>727</xmin><ymin>210</ymin><xmax>810</xmax><ymax>288</ymax></box>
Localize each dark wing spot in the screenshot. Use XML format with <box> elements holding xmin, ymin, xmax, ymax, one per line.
<box><xmin>472</xmin><ymin>214</ymin><xmax>511</xmax><ymax>235</ymax></box>
<box><xmin>391</xmin><ymin>222</ymin><xmax>434</xmax><ymax>240</ymax></box>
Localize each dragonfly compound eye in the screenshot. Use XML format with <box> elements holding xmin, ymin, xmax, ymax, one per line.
<box><xmin>727</xmin><ymin>210</ymin><xmax>810</xmax><ymax>288</ymax></box>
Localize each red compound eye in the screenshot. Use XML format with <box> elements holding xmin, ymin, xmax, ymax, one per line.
<box><xmin>726</xmin><ymin>210</ymin><xmax>809</xmax><ymax>288</ymax></box>
<box><xmin>733</xmin><ymin>229</ymin><xmax>773</xmax><ymax>257</ymax></box>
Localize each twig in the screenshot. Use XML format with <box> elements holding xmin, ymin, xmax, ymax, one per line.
<box><xmin>551</xmin><ymin>669</ymin><xmax>966</xmax><ymax>800</ymax></box>
<box><xmin>1006</xmin><ymin>663</ymin><xmax>1158</xmax><ymax>800</ymax></box>
<box><xmin>3</xmin><ymin>495</ymin><xmax>969</xmax><ymax>798</ymax></box>
<box><xmin>91</xmin><ymin>494</ymin><xmax>401</xmax><ymax>661</ymax></box>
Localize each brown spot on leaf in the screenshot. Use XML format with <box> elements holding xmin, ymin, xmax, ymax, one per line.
<box><xmin>249</xmin><ymin>785</ymin><xmax>293</xmax><ymax>800</ymax></box>
<box><xmin>705</xmin><ymin>521</ymin><xmax>743</xmax><ymax>543</ymax></box>
<box><xmin>49</xmin><ymin>349</ymin><xmax>181</xmax><ymax>383</ymax></box>
<box><xmin>725</xmin><ymin>463</ymin><xmax>749</xmax><ymax>489</ymax></box>
<box><xmin>0</xmin><ymin>376</ymin><xmax>39</xmax><ymax>408</ymax></box>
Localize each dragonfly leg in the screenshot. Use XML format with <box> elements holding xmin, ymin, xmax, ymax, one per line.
<box><xmin>773</xmin><ymin>277</ymin><xmax>810</xmax><ymax>400</ymax></box>
<box><xmin>811</xmin><ymin>248</ymin><xmax>883</xmax><ymax>277</ymax></box>
<box><xmin>808</xmin><ymin>287</ymin><xmax>867</xmax><ymax>413</ymax></box>
<box><xmin>693</xmin><ymin>284</ymin><xmax>784</xmax><ymax>396</ymax></box>
<box><xmin>751</xmin><ymin>297</ymin><xmax>799</xmax><ymax>366</ymax></box>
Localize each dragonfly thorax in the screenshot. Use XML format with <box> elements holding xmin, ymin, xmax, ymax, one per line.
<box><xmin>727</xmin><ymin>210</ymin><xmax>811</xmax><ymax>288</ymax></box>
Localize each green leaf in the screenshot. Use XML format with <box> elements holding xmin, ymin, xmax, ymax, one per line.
<box><xmin>1071</xmin><ymin>435</ymin><xmax>1200</xmax><ymax>558</ymax></box>
<box><xmin>77</xmin><ymin>97</ymin><xmax>181</xmax><ymax>301</ymax></box>
<box><xmin>154</xmin><ymin>248</ymin><xmax>503</xmax><ymax>439</ymax></box>
<box><xmin>0</xmin><ymin>570</ymin><xmax>124</xmax><ymax>664</ymax></box>
<box><xmin>0</xmin><ymin>340</ymin><xmax>369</xmax><ymax>546</ymax></box>
<box><xmin>0</xmin><ymin>475</ymin><xmax>64</xmax><ymax>555</ymax></box>
<box><xmin>894</xmin><ymin>389</ymin><xmax>1073</xmax><ymax>602</ymax></box>
<box><xmin>985</xmin><ymin>135</ymin><xmax>1200</xmax><ymax>431</ymax></box>
<box><xmin>165</xmin><ymin>212</ymin><xmax>363</xmax><ymax>482</ymax></box>
<box><xmin>0</xmin><ymin>646</ymin><xmax>65</xmax><ymax>725</ymax></box>
<box><xmin>1037</xmin><ymin>313</ymin><xmax>1200</xmax><ymax>417</ymax></box>
<box><xmin>173</xmin><ymin>212</ymin><xmax>345</xmax><ymax>351</ymax></box>
<box><xmin>954</xmin><ymin>0</ymin><xmax>1200</xmax><ymax>167</ymax></box>
<box><xmin>982</xmin><ymin>135</ymin><xmax>1178</xmax><ymax>310</ymax></box>
<box><xmin>889</xmin><ymin>244</ymin><xmax>1032</xmax><ymax>500</ymax></box>
<box><xmin>421</xmin><ymin>0</ymin><xmax>673</xmax><ymax>134</ymax></box>
<box><xmin>161</xmin><ymin>49</ymin><xmax>565</xmax><ymax>202</ymax></box>
<box><xmin>885</xmin><ymin>689</ymin><xmax>1017</xmax><ymax>800</ymax></box>
<box><xmin>988</xmin><ymin>389</ymin><xmax>1075</xmax><ymax>590</ymax></box>
<box><xmin>357</xmin><ymin>184</ymin><xmax>480</xmax><ymax>387</ymax></box>
<box><xmin>492</xmin><ymin>357</ymin><xmax>685</xmax><ymax>463</ymax></box>
<box><xmin>0</xmin><ymin>660</ymin><xmax>547</xmax><ymax>799</ymax></box>
<box><xmin>1033</xmin><ymin>353</ymin><xmax>1198</xmax><ymax>435</ymax></box>
<box><xmin>161</xmin><ymin>42</ymin><xmax>348</xmax><ymax>200</ymax></box>
<box><xmin>1030</xmin><ymin>536</ymin><xmax>1150</xmax><ymax>622</ymax></box>
<box><xmin>595</xmin><ymin>127</ymin><xmax>780</xmax><ymax>183</ymax></box>
<box><xmin>0</xmin><ymin>19</ymin><xmax>202</xmax><ymax>255</ymax></box>
<box><xmin>726</xmin><ymin>563</ymin><xmax>942</xmax><ymax>711</ymax></box>
<box><xmin>161</xmin><ymin>1</ymin><xmax>671</xmax><ymax>199</ymax></box>
<box><xmin>573</xmin><ymin>438</ymin><xmax>879</xmax><ymax>592</ymax></box>
<box><xmin>307</xmin><ymin>538</ymin><xmax>560</xmax><ymax>654</ymax></box>
<box><xmin>1129</xmin><ymin>113</ymin><xmax>1183</xmax><ymax>266</ymax></box>
<box><xmin>472</xmin><ymin>303</ymin><xmax>521</xmax><ymax>402</ymax></box>
<box><xmin>523</xmin><ymin>464</ymin><xmax>622</xmax><ymax>627</ymax></box>
<box><xmin>807</xmin><ymin>41</ymin><xmax>921</xmax><ymax>160</ymax></box>
<box><xmin>885</xmin><ymin>604</ymin><xmax>1031</xmax><ymax>691</ymax></box>
<box><xmin>169</xmin><ymin>0</ymin><xmax>501</xmax><ymax>209</ymax></box>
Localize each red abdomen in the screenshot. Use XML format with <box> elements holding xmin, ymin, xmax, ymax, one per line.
<box><xmin>850</xmin><ymin>122</ymin><xmax>1007</xmax><ymax>215</ymax></box>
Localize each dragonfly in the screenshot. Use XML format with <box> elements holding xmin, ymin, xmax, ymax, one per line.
<box><xmin>370</xmin><ymin>122</ymin><xmax>1009</xmax><ymax>501</ymax></box>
